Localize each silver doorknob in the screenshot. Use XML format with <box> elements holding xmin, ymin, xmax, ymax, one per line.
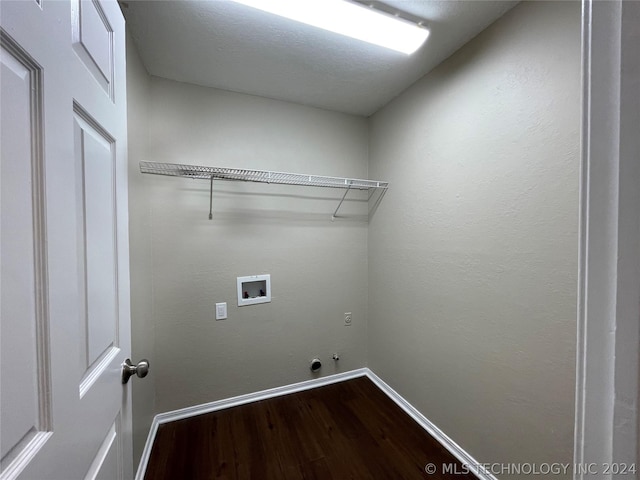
<box><xmin>122</xmin><ymin>358</ymin><xmax>150</xmax><ymax>384</ymax></box>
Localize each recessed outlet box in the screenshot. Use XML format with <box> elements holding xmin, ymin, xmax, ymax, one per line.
<box><xmin>237</xmin><ymin>274</ymin><xmax>271</xmax><ymax>307</ymax></box>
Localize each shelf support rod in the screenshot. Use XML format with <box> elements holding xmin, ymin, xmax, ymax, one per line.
<box><xmin>331</xmin><ymin>183</ymin><xmax>352</xmax><ymax>221</ymax></box>
<box><xmin>209</xmin><ymin>175</ymin><xmax>214</xmax><ymax>220</ymax></box>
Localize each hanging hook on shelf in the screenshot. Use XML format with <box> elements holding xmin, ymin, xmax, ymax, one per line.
<box><xmin>209</xmin><ymin>175</ymin><xmax>214</xmax><ymax>220</ymax></box>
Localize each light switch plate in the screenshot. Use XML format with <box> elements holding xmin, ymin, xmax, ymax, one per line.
<box><xmin>216</xmin><ymin>302</ymin><xmax>227</xmax><ymax>320</ymax></box>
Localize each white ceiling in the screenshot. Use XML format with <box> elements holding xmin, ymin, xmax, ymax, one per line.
<box><xmin>123</xmin><ymin>0</ymin><xmax>517</xmax><ymax>116</ymax></box>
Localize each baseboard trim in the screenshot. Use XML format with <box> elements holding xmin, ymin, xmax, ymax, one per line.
<box><xmin>155</xmin><ymin>368</ymin><xmax>368</xmax><ymax>425</ymax></box>
<box><xmin>135</xmin><ymin>369</ymin><xmax>367</xmax><ymax>480</ymax></box>
<box><xmin>135</xmin><ymin>416</ymin><xmax>158</xmax><ymax>480</ymax></box>
<box><xmin>364</xmin><ymin>369</ymin><xmax>498</xmax><ymax>480</ymax></box>
<box><xmin>135</xmin><ymin>367</ymin><xmax>495</xmax><ymax>480</ymax></box>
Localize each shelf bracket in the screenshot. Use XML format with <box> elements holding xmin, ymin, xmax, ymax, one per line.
<box><xmin>209</xmin><ymin>175</ymin><xmax>214</xmax><ymax>220</ymax></box>
<box><xmin>331</xmin><ymin>183</ymin><xmax>352</xmax><ymax>221</ymax></box>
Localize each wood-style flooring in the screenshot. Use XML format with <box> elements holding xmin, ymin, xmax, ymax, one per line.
<box><xmin>144</xmin><ymin>376</ymin><xmax>477</xmax><ymax>479</ymax></box>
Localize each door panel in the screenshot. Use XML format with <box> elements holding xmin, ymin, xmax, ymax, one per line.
<box><xmin>73</xmin><ymin>108</ymin><xmax>119</xmax><ymax>388</ymax></box>
<box><xmin>0</xmin><ymin>0</ymin><xmax>132</xmax><ymax>478</ymax></box>
<box><xmin>72</xmin><ymin>0</ymin><xmax>115</xmax><ymax>99</ymax></box>
<box><xmin>84</xmin><ymin>417</ymin><xmax>121</xmax><ymax>480</ymax></box>
<box><xmin>0</xmin><ymin>32</ymin><xmax>52</xmax><ymax>476</ymax></box>
<box><xmin>1</xmin><ymin>43</ymin><xmax>40</xmax><ymax>461</ymax></box>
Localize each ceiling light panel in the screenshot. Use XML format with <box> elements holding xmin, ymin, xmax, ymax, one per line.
<box><xmin>229</xmin><ymin>0</ymin><xmax>429</xmax><ymax>55</ymax></box>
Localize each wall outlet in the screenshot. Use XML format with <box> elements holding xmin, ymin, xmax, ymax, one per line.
<box><xmin>216</xmin><ymin>302</ymin><xmax>227</xmax><ymax>320</ymax></box>
<box><xmin>344</xmin><ymin>312</ymin><xmax>352</xmax><ymax>326</ymax></box>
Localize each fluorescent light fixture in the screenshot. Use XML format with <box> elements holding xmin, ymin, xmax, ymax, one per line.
<box><xmin>230</xmin><ymin>0</ymin><xmax>429</xmax><ymax>55</ymax></box>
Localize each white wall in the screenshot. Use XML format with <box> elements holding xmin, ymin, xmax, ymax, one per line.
<box><xmin>126</xmin><ymin>31</ymin><xmax>155</xmax><ymax>468</ymax></box>
<box><xmin>127</xmin><ymin>1</ymin><xmax>585</xmax><ymax>471</ymax></box>
<box><xmin>367</xmin><ymin>2</ymin><xmax>580</xmax><ymax>476</ymax></box>
<box><xmin>142</xmin><ymin>77</ymin><xmax>370</xmax><ymax>413</ymax></box>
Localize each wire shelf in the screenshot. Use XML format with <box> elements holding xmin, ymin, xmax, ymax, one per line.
<box><xmin>139</xmin><ymin>161</ymin><xmax>388</xmax><ymax>190</ymax></box>
<box><xmin>139</xmin><ymin>161</ymin><xmax>389</xmax><ymax>220</ymax></box>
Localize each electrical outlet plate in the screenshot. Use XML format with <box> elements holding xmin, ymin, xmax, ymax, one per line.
<box><xmin>344</xmin><ymin>312</ymin><xmax>352</xmax><ymax>326</ymax></box>
<box><xmin>216</xmin><ymin>302</ymin><xmax>227</xmax><ymax>320</ymax></box>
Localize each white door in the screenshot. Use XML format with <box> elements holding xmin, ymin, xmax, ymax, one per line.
<box><xmin>1</xmin><ymin>0</ymin><xmax>133</xmax><ymax>479</ymax></box>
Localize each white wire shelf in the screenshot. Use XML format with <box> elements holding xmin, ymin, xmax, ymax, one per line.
<box><xmin>139</xmin><ymin>161</ymin><xmax>389</xmax><ymax>220</ymax></box>
<box><xmin>139</xmin><ymin>161</ymin><xmax>389</xmax><ymax>190</ymax></box>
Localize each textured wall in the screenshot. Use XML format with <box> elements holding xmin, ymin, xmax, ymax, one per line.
<box><xmin>143</xmin><ymin>77</ymin><xmax>369</xmax><ymax>413</ymax></box>
<box><xmin>367</xmin><ymin>1</ymin><xmax>580</xmax><ymax>475</ymax></box>
<box><xmin>125</xmin><ymin>30</ymin><xmax>155</xmax><ymax>469</ymax></box>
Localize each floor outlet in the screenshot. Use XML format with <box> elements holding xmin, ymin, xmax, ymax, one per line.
<box><xmin>344</xmin><ymin>312</ymin><xmax>352</xmax><ymax>326</ymax></box>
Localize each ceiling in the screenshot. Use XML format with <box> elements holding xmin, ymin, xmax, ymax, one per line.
<box><xmin>122</xmin><ymin>0</ymin><xmax>518</xmax><ymax>116</ymax></box>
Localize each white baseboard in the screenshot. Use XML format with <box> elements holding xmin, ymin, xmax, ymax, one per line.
<box><xmin>364</xmin><ymin>369</ymin><xmax>498</xmax><ymax>480</ymax></box>
<box><xmin>134</xmin><ymin>417</ymin><xmax>159</xmax><ymax>480</ymax></box>
<box><xmin>135</xmin><ymin>368</ymin><xmax>495</xmax><ymax>480</ymax></box>
<box><xmin>135</xmin><ymin>369</ymin><xmax>367</xmax><ymax>480</ymax></box>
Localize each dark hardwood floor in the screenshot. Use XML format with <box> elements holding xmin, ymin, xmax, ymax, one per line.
<box><xmin>144</xmin><ymin>376</ymin><xmax>477</xmax><ymax>479</ymax></box>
